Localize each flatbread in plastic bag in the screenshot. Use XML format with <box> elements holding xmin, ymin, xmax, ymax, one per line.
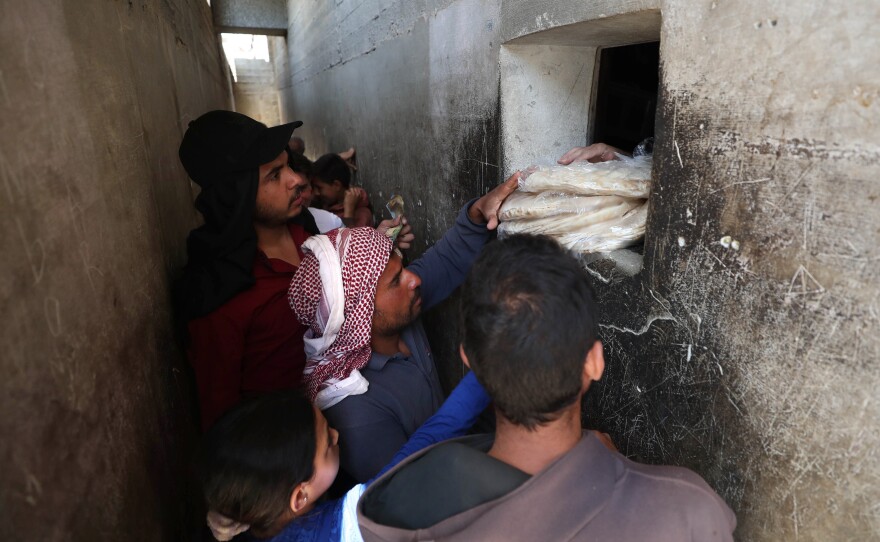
<box><xmin>556</xmin><ymin>201</ymin><xmax>649</xmax><ymax>253</ymax></box>
<box><xmin>499</xmin><ymin>192</ymin><xmax>640</xmax><ymax>222</ymax></box>
<box><xmin>498</xmin><ymin>197</ymin><xmax>642</xmax><ymax>237</ymax></box>
<box><xmin>517</xmin><ymin>155</ymin><xmax>651</xmax><ymax>198</ymax></box>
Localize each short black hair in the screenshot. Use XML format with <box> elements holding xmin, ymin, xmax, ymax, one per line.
<box><xmin>287</xmin><ymin>149</ymin><xmax>313</xmax><ymax>175</ymax></box>
<box><xmin>312</xmin><ymin>153</ymin><xmax>351</xmax><ymax>187</ymax></box>
<box><xmin>460</xmin><ymin>234</ymin><xmax>599</xmax><ymax>429</ymax></box>
<box><xmin>200</xmin><ymin>390</ymin><xmax>316</xmax><ymax>534</ymax></box>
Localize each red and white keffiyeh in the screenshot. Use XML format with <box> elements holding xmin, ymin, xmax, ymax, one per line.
<box><xmin>289</xmin><ymin>227</ymin><xmax>393</xmax><ymax>409</ymax></box>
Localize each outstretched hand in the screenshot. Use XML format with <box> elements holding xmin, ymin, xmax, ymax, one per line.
<box><xmin>343</xmin><ymin>187</ymin><xmax>366</xmax><ymax>216</ymax></box>
<box><xmin>338</xmin><ymin>146</ymin><xmax>357</xmax><ymax>171</ymax></box>
<box><xmin>467</xmin><ymin>171</ymin><xmax>521</xmax><ymax>230</ymax></box>
<box><xmin>557</xmin><ymin>143</ymin><xmax>628</xmax><ymax>165</ymax></box>
<box><xmin>377</xmin><ymin>215</ymin><xmax>415</xmax><ymax>250</ymax></box>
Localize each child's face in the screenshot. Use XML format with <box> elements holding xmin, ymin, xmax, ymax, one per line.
<box><xmin>308</xmin><ymin>406</ymin><xmax>340</xmax><ymax>499</ymax></box>
<box><xmin>313</xmin><ymin>179</ymin><xmax>344</xmax><ymax>207</ymax></box>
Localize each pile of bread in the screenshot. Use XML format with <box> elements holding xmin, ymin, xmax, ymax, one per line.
<box><xmin>498</xmin><ymin>156</ymin><xmax>651</xmax><ymax>254</ymax></box>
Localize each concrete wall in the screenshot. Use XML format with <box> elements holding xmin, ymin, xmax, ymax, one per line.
<box><xmin>0</xmin><ymin>1</ymin><xmax>230</xmax><ymax>540</ymax></box>
<box><xmin>283</xmin><ymin>0</ymin><xmax>879</xmax><ymax>540</ymax></box>
<box><xmin>213</xmin><ymin>0</ymin><xmax>287</xmax><ymax>35</ymax></box>
<box><xmin>633</xmin><ymin>1</ymin><xmax>879</xmax><ymax>539</ymax></box>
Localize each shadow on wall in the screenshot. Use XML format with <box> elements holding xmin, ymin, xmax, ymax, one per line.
<box><xmin>0</xmin><ymin>0</ymin><xmax>231</xmax><ymax>539</ymax></box>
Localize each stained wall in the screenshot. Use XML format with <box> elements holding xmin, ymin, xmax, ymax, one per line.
<box><xmin>281</xmin><ymin>0</ymin><xmax>879</xmax><ymax>539</ymax></box>
<box><xmin>0</xmin><ymin>1</ymin><xmax>230</xmax><ymax>539</ymax></box>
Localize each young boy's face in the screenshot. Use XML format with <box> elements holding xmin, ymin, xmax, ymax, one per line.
<box><xmin>312</xmin><ymin>178</ymin><xmax>344</xmax><ymax>207</ymax></box>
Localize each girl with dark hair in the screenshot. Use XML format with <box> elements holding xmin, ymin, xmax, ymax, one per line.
<box><xmin>201</xmin><ymin>371</ymin><xmax>489</xmax><ymax>541</ymax></box>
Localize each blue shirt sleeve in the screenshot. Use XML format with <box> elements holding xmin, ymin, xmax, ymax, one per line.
<box><xmin>368</xmin><ymin>371</ymin><xmax>490</xmax><ymax>484</ymax></box>
<box><xmin>407</xmin><ymin>199</ymin><xmax>491</xmax><ymax>310</ymax></box>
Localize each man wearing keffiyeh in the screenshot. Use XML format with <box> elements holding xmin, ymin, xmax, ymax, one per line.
<box><xmin>291</xmin><ymin>227</ymin><xmax>395</xmax><ymax>409</ymax></box>
<box><xmin>289</xmin><ymin>172</ymin><xmax>521</xmax><ymax>482</ymax></box>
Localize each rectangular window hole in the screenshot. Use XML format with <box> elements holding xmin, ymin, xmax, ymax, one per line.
<box><xmin>592</xmin><ymin>41</ymin><xmax>660</xmax><ymax>154</ymax></box>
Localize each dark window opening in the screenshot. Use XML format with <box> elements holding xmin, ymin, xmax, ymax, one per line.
<box><xmin>592</xmin><ymin>42</ymin><xmax>660</xmax><ymax>154</ymax></box>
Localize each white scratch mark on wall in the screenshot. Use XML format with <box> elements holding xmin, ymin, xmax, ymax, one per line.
<box><xmin>786</xmin><ymin>265</ymin><xmax>825</xmax><ymax>299</ymax></box>
<box><xmin>600</xmin><ymin>312</ymin><xmax>677</xmax><ymax>335</ymax></box>
<box><xmin>708</xmin><ymin>177</ymin><xmax>771</xmax><ymax>194</ymax></box>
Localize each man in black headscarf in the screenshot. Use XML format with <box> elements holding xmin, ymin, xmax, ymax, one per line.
<box><xmin>176</xmin><ymin>110</ymin><xmax>317</xmax><ymax>430</ymax></box>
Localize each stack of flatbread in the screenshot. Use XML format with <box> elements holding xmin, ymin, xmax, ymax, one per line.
<box><xmin>498</xmin><ymin>156</ymin><xmax>651</xmax><ymax>253</ymax></box>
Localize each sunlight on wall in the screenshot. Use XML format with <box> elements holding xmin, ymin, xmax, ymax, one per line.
<box><xmin>221</xmin><ymin>33</ymin><xmax>270</xmax><ymax>81</ymax></box>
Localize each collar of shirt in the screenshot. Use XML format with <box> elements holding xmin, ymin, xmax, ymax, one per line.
<box><xmin>253</xmin><ymin>223</ymin><xmax>309</xmax><ymax>276</ymax></box>
<box><xmin>367</xmin><ymin>350</ymin><xmax>407</xmax><ymax>371</ymax></box>
<box><xmin>366</xmin><ymin>325</ymin><xmax>418</xmax><ymax>371</ymax></box>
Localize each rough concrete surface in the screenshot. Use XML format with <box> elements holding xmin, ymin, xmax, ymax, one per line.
<box><xmin>212</xmin><ymin>0</ymin><xmax>287</xmax><ymax>35</ymax></box>
<box><xmin>283</xmin><ymin>0</ymin><xmax>879</xmax><ymax>540</ymax></box>
<box><xmin>500</xmin><ymin>44</ymin><xmax>597</xmax><ymax>173</ymax></box>
<box><xmin>621</xmin><ymin>1</ymin><xmax>880</xmax><ymax>538</ymax></box>
<box><xmin>0</xmin><ymin>1</ymin><xmax>230</xmax><ymax>540</ymax></box>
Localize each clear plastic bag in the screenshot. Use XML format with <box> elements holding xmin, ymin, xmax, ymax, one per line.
<box><xmin>499</xmin><ymin>192</ymin><xmax>640</xmax><ymax>222</ymax></box>
<box><xmin>498</xmin><ymin>197</ymin><xmax>642</xmax><ymax>237</ymax></box>
<box><xmin>499</xmin><ymin>154</ymin><xmax>651</xmax><ymax>254</ymax></box>
<box><xmin>555</xmin><ymin>201</ymin><xmax>648</xmax><ymax>253</ymax></box>
<box><xmin>516</xmin><ymin>154</ymin><xmax>652</xmax><ymax>198</ymax></box>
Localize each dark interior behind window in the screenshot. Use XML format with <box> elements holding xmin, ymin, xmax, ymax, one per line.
<box><xmin>593</xmin><ymin>42</ymin><xmax>660</xmax><ymax>153</ymax></box>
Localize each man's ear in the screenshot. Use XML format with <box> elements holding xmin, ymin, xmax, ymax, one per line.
<box><xmin>581</xmin><ymin>340</ymin><xmax>605</xmax><ymax>393</ymax></box>
<box><xmin>289</xmin><ymin>482</ymin><xmax>309</xmax><ymax>515</ymax></box>
<box><xmin>332</xmin><ymin>179</ymin><xmax>344</xmax><ymax>189</ymax></box>
<box><xmin>459</xmin><ymin>344</ymin><xmax>471</xmax><ymax>369</ymax></box>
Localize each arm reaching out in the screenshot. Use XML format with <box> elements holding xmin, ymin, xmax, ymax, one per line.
<box><xmin>407</xmin><ymin>171</ymin><xmax>521</xmax><ymax>308</ymax></box>
<box><xmin>466</xmin><ymin>171</ymin><xmax>522</xmax><ymax>230</ymax></box>
<box><xmin>557</xmin><ymin>143</ymin><xmax>630</xmax><ymax>165</ymax></box>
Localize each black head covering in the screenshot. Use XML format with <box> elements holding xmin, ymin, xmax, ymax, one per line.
<box><xmin>175</xmin><ymin>111</ymin><xmax>302</xmax><ymax>323</ymax></box>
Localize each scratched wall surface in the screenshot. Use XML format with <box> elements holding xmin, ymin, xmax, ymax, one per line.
<box><xmin>629</xmin><ymin>1</ymin><xmax>878</xmax><ymax>538</ymax></box>
<box><xmin>284</xmin><ymin>0</ymin><xmax>879</xmax><ymax>539</ymax></box>
<box><xmin>0</xmin><ymin>1</ymin><xmax>229</xmax><ymax>540</ymax></box>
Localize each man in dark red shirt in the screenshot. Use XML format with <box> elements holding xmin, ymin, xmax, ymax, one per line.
<box><xmin>176</xmin><ymin>111</ymin><xmax>412</xmax><ymax>430</ymax></box>
<box><xmin>176</xmin><ymin>111</ymin><xmax>316</xmax><ymax>430</ymax></box>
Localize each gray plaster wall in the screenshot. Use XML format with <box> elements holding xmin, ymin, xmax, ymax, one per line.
<box><xmin>213</xmin><ymin>0</ymin><xmax>287</xmax><ymax>35</ymax></box>
<box><xmin>0</xmin><ymin>1</ymin><xmax>230</xmax><ymax>539</ymax></box>
<box><xmin>631</xmin><ymin>1</ymin><xmax>879</xmax><ymax>538</ymax></box>
<box><xmin>283</xmin><ymin>0</ymin><xmax>879</xmax><ymax>539</ymax></box>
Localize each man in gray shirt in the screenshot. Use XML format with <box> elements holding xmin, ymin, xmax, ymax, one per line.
<box><xmin>358</xmin><ymin>234</ymin><xmax>736</xmax><ymax>541</ymax></box>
